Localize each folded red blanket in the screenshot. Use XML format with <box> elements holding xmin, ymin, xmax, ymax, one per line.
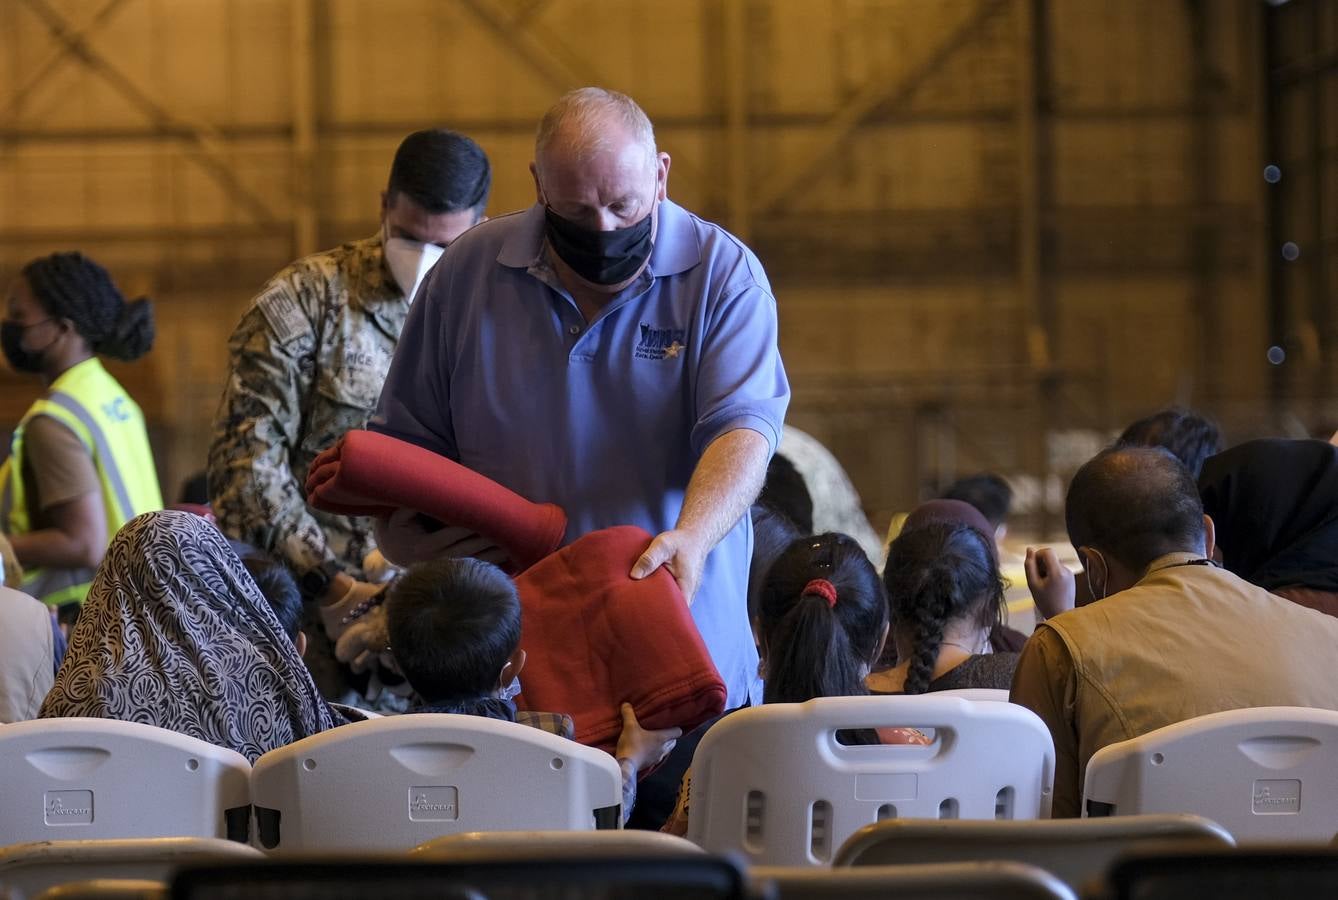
<box><xmin>306</xmin><ymin>432</ymin><xmax>725</xmax><ymax>753</ymax></box>
<box><xmin>514</xmin><ymin>525</ymin><xmax>727</xmax><ymax>755</ymax></box>
<box><xmin>305</xmin><ymin>430</ymin><xmax>567</xmax><ymax>574</ymax></box>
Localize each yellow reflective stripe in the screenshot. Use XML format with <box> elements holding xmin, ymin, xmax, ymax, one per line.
<box><xmin>0</xmin><ymin>457</ymin><xmax>15</xmax><ymax>532</ymax></box>
<box><xmin>46</xmin><ymin>391</ymin><xmax>136</xmax><ymax>524</ymax></box>
<box><xmin>36</xmin><ymin>581</ymin><xmax>90</xmax><ymax>608</ymax></box>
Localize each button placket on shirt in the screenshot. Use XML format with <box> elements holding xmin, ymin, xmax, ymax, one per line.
<box><xmin>568</xmin><ymin>319</ymin><xmax>597</xmax><ymax>363</ymax></box>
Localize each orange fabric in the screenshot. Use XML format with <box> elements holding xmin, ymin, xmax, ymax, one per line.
<box><xmin>305</xmin><ymin>430</ymin><xmax>567</xmax><ymax>574</ymax></box>
<box><xmin>514</xmin><ymin>526</ymin><xmax>727</xmax><ymax>754</ymax></box>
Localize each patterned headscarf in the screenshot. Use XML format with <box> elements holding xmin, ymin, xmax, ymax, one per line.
<box><xmin>40</xmin><ymin>510</ymin><xmax>345</xmax><ymax>761</ymax></box>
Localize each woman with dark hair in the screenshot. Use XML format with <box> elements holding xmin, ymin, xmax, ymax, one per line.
<box><xmin>867</xmin><ymin>521</ymin><xmax>1016</xmax><ymax>694</ymax></box>
<box><xmin>662</xmin><ymin>532</ymin><xmax>917</xmax><ymax>835</ymax></box>
<box><xmin>0</xmin><ymin>252</ymin><xmax>162</xmax><ymax>625</ymax></box>
<box><xmin>756</xmin><ymin>532</ymin><xmax>889</xmax><ymax>703</ymax></box>
<box><xmin>1199</xmin><ymin>438</ymin><xmax>1338</xmax><ymax>618</ymax></box>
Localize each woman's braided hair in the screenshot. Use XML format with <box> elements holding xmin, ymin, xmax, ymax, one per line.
<box><xmin>883</xmin><ymin>522</ymin><xmax>1005</xmax><ymax>695</ymax></box>
<box><xmin>21</xmin><ymin>252</ymin><xmax>154</xmax><ymax>361</ymax></box>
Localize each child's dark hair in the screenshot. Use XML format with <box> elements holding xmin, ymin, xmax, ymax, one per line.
<box><xmin>22</xmin><ymin>252</ymin><xmax>154</xmax><ymax>361</ymax></box>
<box><xmin>883</xmin><ymin>523</ymin><xmax>1005</xmax><ymax>695</ymax></box>
<box><xmin>748</xmin><ymin>502</ymin><xmax>802</xmax><ymax>623</ymax></box>
<box><xmin>942</xmin><ymin>473</ymin><xmax>1013</xmax><ymax>529</ymax></box>
<box><xmin>1116</xmin><ymin>406</ymin><xmax>1223</xmax><ymax>478</ymax></box>
<box><xmin>759</xmin><ymin>452</ymin><xmax>814</xmax><ymax>534</ymax></box>
<box><xmin>758</xmin><ymin>532</ymin><xmax>887</xmax><ymax>705</ymax></box>
<box><xmin>386</xmin><ymin>558</ymin><xmax>520</xmax><ymax>704</ymax></box>
<box><xmin>241</xmin><ymin>555</ymin><xmax>302</xmax><ymax>641</ymax></box>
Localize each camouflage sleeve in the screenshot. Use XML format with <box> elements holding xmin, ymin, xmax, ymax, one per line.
<box><xmin>208</xmin><ymin>271</ymin><xmax>334</xmax><ymax>575</ymax></box>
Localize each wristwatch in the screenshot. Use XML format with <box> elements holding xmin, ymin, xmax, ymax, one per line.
<box><xmin>299</xmin><ymin>560</ymin><xmax>341</xmax><ymax>601</ymax></box>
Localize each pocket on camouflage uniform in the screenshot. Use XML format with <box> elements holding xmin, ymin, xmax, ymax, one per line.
<box><xmin>300</xmin><ymin>367</ymin><xmax>382</xmax><ymax>458</ymax></box>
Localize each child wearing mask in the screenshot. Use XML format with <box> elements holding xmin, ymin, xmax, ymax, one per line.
<box><xmin>384</xmin><ymin>557</ymin><xmax>680</xmax><ymax>822</ymax></box>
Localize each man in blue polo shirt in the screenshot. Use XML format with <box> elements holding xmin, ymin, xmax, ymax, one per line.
<box><xmin>366</xmin><ymin>87</ymin><xmax>789</xmax><ymax>707</ymax></box>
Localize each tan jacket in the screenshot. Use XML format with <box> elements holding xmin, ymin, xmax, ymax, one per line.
<box><xmin>1011</xmin><ymin>552</ymin><xmax>1338</xmax><ymax>817</ymax></box>
<box><xmin>0</xmin><ymin>587</ymin><xmax>54</xmax><ymax>722</ymax></box>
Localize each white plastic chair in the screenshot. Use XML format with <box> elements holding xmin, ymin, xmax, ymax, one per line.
<box><xmin>752</xmin><ymin>861</ymin><xmax>1077</xmax><ymax>900</ymax></box>
<box><xmin>0</xmin><ymin>838</ymin><xmax>259</xmax><ymax>900</ymax></box>
<box><xmin>686</xmin><ymin>696</ymin><xmax>1055</xmax><ymax>865</ymax></box>
<box><xmin>0</xmin><ymin>719</ymin><xmax>252</xmax><ymax>845</ymax></box>
<box><xmin>934</xmin><ymin>688</ymin><xmax>1012</xmax><ymax>702</ymax></box>
<box><xmin>249</xmin><ymin>714</ymin><xmax>623</xmax><ymax>852</ymax></box>
<box><xmin>1082</xmin><ymin>706</ymin><xmax>1338</xmax><ymax>841</ymax></box>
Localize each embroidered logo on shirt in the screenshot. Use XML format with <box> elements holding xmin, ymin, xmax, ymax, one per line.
<box><xmin>635</xmin><ymin>323</ymin><xmax>687</xmax><ymax>361</ymax></box>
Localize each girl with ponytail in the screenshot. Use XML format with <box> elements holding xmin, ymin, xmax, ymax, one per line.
<box><xmin>757</xmin><ymin>532</ymin><xmax>889</xmax><ymax>704</ymax></box>
<box><xmin>1</xmin><ymin>252</ymin><xmax>162</xmax><ymax>627</ymax></box>
<box><xmin>867</xmin><ymin>521</ymin><xmax>1015</xmax><ymax>694</ymax></box>
<box><xmin>662</xmin><ymin>531</ymin><xmax>909</xmax><ymax>835</ymax></box>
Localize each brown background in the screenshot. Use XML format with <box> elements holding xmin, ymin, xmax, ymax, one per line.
<box><xmin>1</xmin><ymin>0</ymin><xmax>1334</xmax><ymax>537</ymax></box>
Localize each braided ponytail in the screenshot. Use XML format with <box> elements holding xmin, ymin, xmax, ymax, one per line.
<box><xmin>21</xmin><ymin>252</ymin><xmax>155</xmax><ymax>361</ymax></box>
<box><xmin>884</xmin><ymin>522</ymin><xmax>1005</xmax><ymax>694</ymax></box>
<box><xmin>902</xmin><ymin>567</ymin><xmax>955</xmax><ymax>695</ymax></box>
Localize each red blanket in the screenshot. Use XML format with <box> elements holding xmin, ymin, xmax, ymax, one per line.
<box><xmin>305</xmin><ymin>430</ymin><xmax>567</xmax><ymax>574</ymax></box>
<box><xmin>306</xmin><ymin>431</ymin><xmax>726</xmax><ymax>752</ymax></box>
<box><xmin>514</xmin><ymin>526</ymin><xmax>727</xmax><ymax>754</ymax></box>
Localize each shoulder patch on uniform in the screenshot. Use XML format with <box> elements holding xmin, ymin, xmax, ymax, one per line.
<box><xmin>256</xmin><ymin>286</ymin><xmax>309</xmax><ymax>346</ymax></box>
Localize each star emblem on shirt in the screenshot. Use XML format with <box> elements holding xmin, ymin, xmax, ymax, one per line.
<box><xmin>664</xmin><ymin>341</ymin><xmax>684</xmax><ymax>359</ymax></box>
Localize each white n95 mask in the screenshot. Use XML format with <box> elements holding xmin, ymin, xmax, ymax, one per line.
<box><xmin>383</xmin><ymin>230</ymin><xmax>445</xmax><ymax>301</ymax></box>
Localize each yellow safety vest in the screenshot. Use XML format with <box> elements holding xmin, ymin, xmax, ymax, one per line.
<box><xmin>0</xmin><ymin>358</ymin><xmax>163</xmax><ymax>606</ymax></box>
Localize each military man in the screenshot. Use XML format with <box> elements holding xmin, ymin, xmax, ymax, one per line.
<box><xmin>208</xmin><ymin>129</ymin><xmax>490</xmax><ymax>703</ymax></box>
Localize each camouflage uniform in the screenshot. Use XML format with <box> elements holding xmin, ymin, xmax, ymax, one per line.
<box><xmin>209</xmin><ymin>234</ymin><xmax>407</xmax><ymax>702</ymax></box>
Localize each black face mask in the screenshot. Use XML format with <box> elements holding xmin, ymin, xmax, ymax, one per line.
<box><xmin>543</xmin><ymin>206</ymin><xmax>654</xmax><ymax>286</ymax></box>
<box><xmin>1</xmin><ymin>320</ymin><xmax>49</xmax><ymax>374</ymax></box>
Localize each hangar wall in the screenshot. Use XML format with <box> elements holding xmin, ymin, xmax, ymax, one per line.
<box><xmin>1</xmin><ymin>0</ymin><xmax>1333</xmax><ymax>533</ymax></box>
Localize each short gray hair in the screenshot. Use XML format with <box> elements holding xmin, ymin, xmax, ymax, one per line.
<box><xmin>534</xmin><ymin>87</ymin><xmax>657</xmax><ymax>172</ymax></box>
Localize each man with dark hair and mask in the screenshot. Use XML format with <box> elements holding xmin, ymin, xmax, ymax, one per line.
<box><xmin>360</xmin><ymin>88</ymin><xmax>790</xmax><ymax>711</ymax></box>
<box><xmin>1012</xmin><ymin>445</ymin><xmax>1338</xmax><ymax>818</ymax></box>
<box><xmin>208</xmin><ymin>129</ymin><xmax>490</xmax><ymax>707</ymax></box>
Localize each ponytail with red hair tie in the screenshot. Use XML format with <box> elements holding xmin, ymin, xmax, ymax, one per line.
<box><xmin>803</xmin><ymin>578</ymin><xmax>838</xmax><ymax>609</ymax></box>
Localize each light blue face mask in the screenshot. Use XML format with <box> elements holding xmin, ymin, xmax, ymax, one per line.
<box><xmin>498</xmin><ymin>675</ymin><xmax>522</xmax><ymax>702</ymax></box>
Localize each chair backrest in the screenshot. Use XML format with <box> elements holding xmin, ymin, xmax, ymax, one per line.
<box><xmin>1102</xmin><ymin>847</ymin><xmax>1338</xmax><ymax>900</ymax></box>
<box><xmin>935</xmin><ymin>689</ymin><xmax>1011</xmax><ymax>702</ymax></box>
<box><xmin>171</xmin><ymin>858</ymin><xmax>749</xmax><ymax>899</ymax></box>
<box><xmin>413</xmin><ymin>830</ymin><xmax>704</xmax><ymax>860</ymax></box>
<box><xmin>0</xmin><ymin>719</ymin><xmax>252</xmax><ymax>844</ymax></box>
<box><xmin>686</xmin><ymin>696</ymin><xmax>1055</xmax><ymax>865</ymax></box>
<box><xmin>0</xmin><ymin>839</ymin><xmax>259</xmax><ymax>900</ymax></box>
<box><xmin>248</xmin><ymin>714</ymin><xmax>622</xmax><ymax>852</ymax></box>
<box><xmin>33</xmin><ymin>881</ymin><xmax>167</xmax><ymax>900</ymax></box>
<box><xmin>832</xmin><ymin>814</ymin><xmax>1234</xmax><ymax>889</ymax></box>
<box><xmin>751</xmin><ymin>861</ymin><xmax>1077</xmax><ymax>900</ymax></box>
<box><xmin>1082</xmin><ymin>706</ymin><xmax>1338</xmax><ymax>841</ymax></box>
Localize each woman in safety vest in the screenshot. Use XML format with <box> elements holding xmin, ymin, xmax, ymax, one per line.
<box><xmin>1</xmin><ymin>252</ymin><xmax>163</xmax><ymax>629</ymax></box>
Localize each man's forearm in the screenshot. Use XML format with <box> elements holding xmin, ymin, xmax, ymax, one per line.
<box><xmin>676</xmin><ymin>427</ymin><xmax>771</xmax><ymax>552</ymax></box>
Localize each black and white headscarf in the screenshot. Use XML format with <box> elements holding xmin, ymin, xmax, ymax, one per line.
<box><xmin>40</xmin><ymin>509</ymin><xmax>345</xmax><ymax>761</ymax></box>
